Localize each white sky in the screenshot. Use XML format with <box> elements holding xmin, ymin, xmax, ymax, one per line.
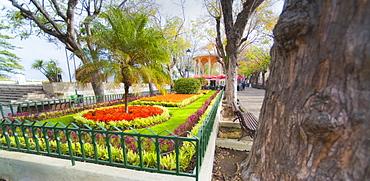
<box><xmin>1</xmin><ymin>0</ymin><xmax>282</xmax><ymax>81</ymax></box>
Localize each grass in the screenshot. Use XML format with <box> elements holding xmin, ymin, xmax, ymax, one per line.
<box><xmin>40</xmin><ymin>91</ymin><xmax>216</xmax><ymax>134</ymax></box>
<box><xmin>132</xmin><ymin>92</ymin><xmax>214</xmax><ymax>135</ymax></box>
<box><xmin>42</xmin><ymin>115</ymin><xmax>75</xmax><ymax>126</ymax></box>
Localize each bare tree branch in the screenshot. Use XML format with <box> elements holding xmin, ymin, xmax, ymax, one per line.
<box><xmin>30</xmin><ymin>0</ymin><xmax>64</xmax><ymax>35</ymax></box>
<box><xmin>10</xmin><ymin>0</ymin><xmax>60</xmax><ymax>37</ymax></box>
<box><xmin>215</xmin><ymin>16</ymin><xmax>226</xmax><ymax>59</ymax></box>
<box><xmin>50</xmin><ymin>0</ymin><xmax>67</xmax><ymax>21</ymax></box>
<box><xmin>118</xmin><ymin>0</ymin><xmax>129</xmax><ymax>9</ymax></box>
<box><xmin>234</xmin><ymin>0</ymin><xmax>264</xmax><ymax>38</ymax></box>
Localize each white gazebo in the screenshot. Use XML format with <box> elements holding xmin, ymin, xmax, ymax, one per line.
<box><xmin>192</xmin><ymin>54</ymin><xmax>223</xmax><ymax>76</ymax></box>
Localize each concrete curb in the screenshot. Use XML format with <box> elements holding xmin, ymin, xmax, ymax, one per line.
<box><xmin>197</xmin><ymin>100</ymin><xmax>222</xmax><ymax>181</ymax></box>
<box><xmin>0</xmin><ymin>149</ymin><xmax>193</xmax><ymax>181</ymax></box>
<box><xmin>217</xmin><ymin>121</ymin><xmax>253</xmax><ymax>151</ymax></box>
<box><xmin>215</xmin><ymin>138</ymin><xmax>253</xmax><ymax>151</ymax></box>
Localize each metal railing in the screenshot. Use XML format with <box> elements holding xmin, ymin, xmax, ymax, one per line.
<box><xmin>0</xmin><ymin>93</ymin><xmax>126</xmax><ymax>118</ymax></box>
<box><xmin>0</xmin><ymin>91</ymin><xmax>167</xmax><ymax>119</ymax></box>
<box><xmin>0</xmin><ymin>90</ymin><xmax>223</xmax><ymax>180</ymax></box>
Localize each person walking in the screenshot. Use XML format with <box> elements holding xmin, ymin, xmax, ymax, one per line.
<box><xmin>242</xmin><ymin>82</ymin><xmax>246</xmax><ymax>90</ymax></box>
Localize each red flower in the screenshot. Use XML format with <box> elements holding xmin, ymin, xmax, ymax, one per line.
<box><xmin>83</xmin><ymin>106</ymin><xmax>163</xmax><ymax>122</ymax></box>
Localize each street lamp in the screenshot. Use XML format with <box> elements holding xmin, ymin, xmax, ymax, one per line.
<box><xmin>186</xmin><ymin>49</ymin><xmax>191</xmax><ymax>55</ymax></box>
<box><xmin>186</xmin><ymin>49</ymin><xmax>191</xmax><ymax>78</ymax></box>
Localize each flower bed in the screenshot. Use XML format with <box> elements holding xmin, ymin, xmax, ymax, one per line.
<box><xmin>0</xmin><ymin>90</ymin><xmax>222</xmax><ymax>173</ymax></box>
<box><xmin>4</xmin><ymin>96</ymin><xmax>142</xmax><ymax>122</ymax></box>
<box><xmin>131</xmin><ymin>93</ymin><xmax>201</xmax><ymax>107</ymax></box>
<box><xmin>74</xmin><ymin>105</ymin><xmax>170</xmax><ymax>130</ymax></box>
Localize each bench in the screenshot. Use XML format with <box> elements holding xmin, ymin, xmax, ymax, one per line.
<box><xmin>232</xmin><ymin>100</ymin><xmax>258</xmax><ymax>140</ymax></box>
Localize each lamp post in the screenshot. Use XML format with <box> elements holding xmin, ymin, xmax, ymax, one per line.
<box><xmin>186</xmin><ymin>49</ymin><xmax>191</xmax><ymax>78</ymax></box>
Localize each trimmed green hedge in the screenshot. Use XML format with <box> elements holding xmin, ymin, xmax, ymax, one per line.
<box><xmin>174</xmin><ymin>78</ymin><xmax>201</xmax><ymax>94</ymax></box>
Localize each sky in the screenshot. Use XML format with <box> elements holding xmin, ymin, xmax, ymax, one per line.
<box><xmin>1</xmin><ymin>0</ymin><xmax>283</xmax><ymax>82</ymax></box>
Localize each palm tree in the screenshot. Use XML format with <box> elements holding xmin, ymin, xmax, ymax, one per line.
<box><xmin>98</xmin><ymin>8</ymin><xmax>171</xmax><ymax>113</ymax></box>
<box><xmin>31</xmin><ymin>59</ymin><xmax>62</xmax><ymax>82</ymax></box>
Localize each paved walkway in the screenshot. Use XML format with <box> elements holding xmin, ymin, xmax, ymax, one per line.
<box><xmin>237</xmin><ymin>87</ymin><xmax>266</xmax><ymax>119</ymax></box>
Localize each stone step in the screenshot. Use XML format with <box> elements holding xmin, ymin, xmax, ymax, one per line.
<box><xmin>0</xmin><ymin>90</ymin><xmax>42</xmax><ymax>95</ymax></box>
<box><xmin>0</xmin><ymin>84</ymin><xmax>54</xmax><ymax>104</ymax></box>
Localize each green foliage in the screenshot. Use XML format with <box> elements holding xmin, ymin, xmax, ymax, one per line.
<box><xmin>98</xmin><ymin>8</ymin><xmax>171</xmax><ymax>87</ymax></box>
<box><xmin>31</xmin><ymin>59</ymin><xmax>62</xmax><ymax>82</ymax></box>
<box><xmin>0</xmin><ymin>23</ymin><xmax>23</xmax><ymax>78</ymax></box>
<box><xmin>239</xmin><ymin>46</ymin><xmax>271</xmax><ymax>77</ymax></box>
<box><xmin>197</xmin><ymin>77</ymin><xmax>207</xmax><ymax>85</ymax></box>
<box><xmin>174</xmin><ymin>78</ymin><xmax>201</xmax><ymax>94</ymax></box>
<box><xmin>95</xmin><ymin>8</ymin><xmax>171</xmax><ymax>111</ymax></box>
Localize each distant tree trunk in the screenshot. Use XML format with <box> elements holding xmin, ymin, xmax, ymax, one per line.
<box><xmin>124</xmin><ymin>84</ymin><xmax>130</xmax><ymax>113</ymax></box>
<box><xmin>254</xmin><ymin>72</ymin><xmax>259</xmax><ymax>87</ymax></box>
<box><xmin>248</xmin><ymin>76</ymin><xmax>252</xmax><ymax>86</ymax></box>
<box><xmin>242</xmin><ymin>0</ymin><xmax>370</xmax><ymax>180</ymax></box>
<box><xmin>148</xmin><ymin>83</ymin><xmax>154</xmax><ymax>95</ymax></box>
<box><xmin>261</xmin><ymin>70</ymin><xmax>266</xmax><ymax>88</ymax></box>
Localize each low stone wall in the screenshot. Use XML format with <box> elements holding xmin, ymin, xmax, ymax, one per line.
<box><xmin>42</xmin><ymin>82</ymin><xmax>162</xmax><ymax>99</ymax></box>
<box><xmin>0</xmin><ymin>150</ymin><xmax>192</xmax><ymax>181</ymax></box>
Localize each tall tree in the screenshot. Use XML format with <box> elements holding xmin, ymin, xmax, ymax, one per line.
<box><xmin>98</xmin><ymin>8</ymin><xmax>170</xmax><ymax>113</ymax></box>
<box><xmin>210</xmin><ymin>0</ymin><xmax>264</xmax><ymax>116</ymax></box>
<box><xmin>161</xmin><ymin>17</ymin><xmax>189</xmax><ymax>80</ymax></box>
<box><xmin>242</xmin><ymin>0</ymin><xmax>370</xmax><ymax>180</ymax></box>
<box><xmin>7</xmin><ymin>0</ymin><xmax>110</xmax><ymax>96</ymax></box>
<box><xmin>239</xmin><ymin>46</ymin><xmax>270</xmax><ymax>87</ymax></box>
<box><xmin>0</xmin><ymin>23</ymin><xmax>23</xmax><ymax>78</ymax></box>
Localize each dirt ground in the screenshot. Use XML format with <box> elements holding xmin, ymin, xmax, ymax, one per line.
<box><xmin>212</xmin><ymin>126</ymin><xmax>250</xmax><ymax>181</ymax></box>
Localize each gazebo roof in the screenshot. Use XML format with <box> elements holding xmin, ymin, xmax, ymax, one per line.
<box><xmin>192</xmin><ymin>54</ymin><xmax>222</xmax><ymax>66</ymax></box>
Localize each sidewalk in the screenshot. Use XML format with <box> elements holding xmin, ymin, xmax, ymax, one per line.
<box><xmin>237</xmin><ymin>87</ymin><xmax>266</xmax><ymax>119</ymax></box>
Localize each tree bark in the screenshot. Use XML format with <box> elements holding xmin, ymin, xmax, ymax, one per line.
<box><xmin>242</xmin><ymin>0</ymin><xmax>370</xmax><ymax>180</ymax></box>
<box><xmin>148</xmin><ymin>83</ymin><xmax>154</xmax><ymax>95</ymax></box>
<box><xmin>124</xmin><ymin>84</ymin><xmax>130</xmax><ymax>113</ymax></box>
<box><xmin>254</xmin><ymin>72</ymin><xmax>259</xmax><ymax>88</ymax></box>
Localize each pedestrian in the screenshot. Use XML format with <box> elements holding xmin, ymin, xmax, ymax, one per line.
<box><xmin>242</xmin><ymin>82</ymin><xmax>246</xmax><ymax>90</ymax></box>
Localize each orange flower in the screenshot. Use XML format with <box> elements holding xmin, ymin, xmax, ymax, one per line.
<box><xmin>83</xmin><ymin>106</ymin><xmax>163</xmax><ymax>122</ymax></box>
<box><xmin>139</xmin><ymin>94</ymin><xmax>199</xmax><ymax>103</ymax></box>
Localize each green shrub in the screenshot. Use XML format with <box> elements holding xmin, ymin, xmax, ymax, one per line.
<box><xmin>197</xmin><ymin>77</ymin><xmax>207</xmax><ymax>85</ymax></box>
<box><xmin>174</xmin><ymin>78</ymin><xmax>201</xmax><ymax>94</ymax></box>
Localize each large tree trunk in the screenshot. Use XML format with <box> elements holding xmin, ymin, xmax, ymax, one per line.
<box><xmin>223</xmin><ymin>53</ymin><xmax>238</xmax><ymax>116</ymax></box>
<box><xmin>90</xmin><ymin>71</ymin><xmax>105</xmax><ymax>101</ymax></box>
<box><xmin>242</xmin><ymin>0</ymin><xmax>370</xmax><ymax>180</ymax></box>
